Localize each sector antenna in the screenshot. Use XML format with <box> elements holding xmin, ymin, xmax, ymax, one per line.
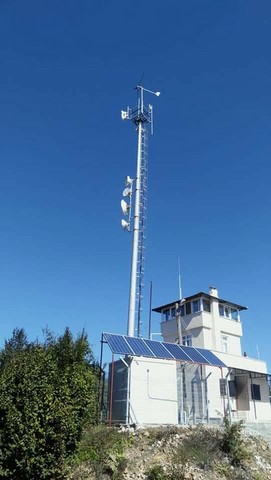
<box><xmin>120</xmin><ymin>85</ymin><xmax>160</xmax><ymax>337</ymax></box>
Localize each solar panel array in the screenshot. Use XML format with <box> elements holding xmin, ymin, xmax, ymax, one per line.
<box><xmin>103</xmin><ymin>333</ymin><xmax>226</xmax><ymax>367</ymax></box>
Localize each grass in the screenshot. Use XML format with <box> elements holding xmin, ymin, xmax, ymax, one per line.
<box><xmin>173</xmin><ymin>425</ymin><xmax>223</xmax><ymax>469</ymax></box>
<box><xmin>70</xmin><ymin>424</ymin><xmax>130</xmax><ymax>479</ymax></box>
<box><xmin>68</xmin><ymin>420</ymin><xmax>264</xmax><ymax>480</ymax></box>
<box><xmin>146</xmin><ymin>420</ymin><xmax>250</xmax><ymax>479</ymax></box>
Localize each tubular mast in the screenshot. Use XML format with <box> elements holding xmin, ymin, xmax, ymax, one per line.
<box><xmin>136</xmin><ymin>114</ymin><xmax>148</xmax><ymax>337</ymax></box>
<box><xmin>121</xmin><ymin>85</ymin><xmax>158</xmax><ymax>337</ymax></box>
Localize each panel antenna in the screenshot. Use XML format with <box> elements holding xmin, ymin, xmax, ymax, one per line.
<box><xmin>120</xmin><ymin>85</ymin><xmax>160</xmax><ymax>337</ymax></box>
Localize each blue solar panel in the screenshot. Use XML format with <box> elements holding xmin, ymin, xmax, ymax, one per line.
<box><xmin>144</xmin><ymin>339</ymin><xmax>174</xmax><ymax>359</ymax></box>
<box><xmin>124</xmin><ymin>336</ymin><xmax>155</xmax><ymax>357</ymax></box>
<box><xmin>103</xmin><ymin>333</ymin><xmax>134</xmax><ymax>355</ymax></box>
<box><xmin>196</xmin><ymin>348</ymin><xmax>226</xmax><ymax>367</ymax></box>
<box><xmin>103</xmin><ymin>333</ymin><xmax>226</xmax><ymax>368</ymax></box>
<box><xmin>162</xmin><ymin>342</ymin><xmax>192</xmax><ymax>362</ymax></box>
<box><xmin>181</xmin><ymin>346</ymin><xmax>208</xmax><ymax>364</ymax></box>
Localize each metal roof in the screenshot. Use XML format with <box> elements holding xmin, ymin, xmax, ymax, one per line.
<box><xmin>152</xmin><ymin>291</ymin><xmax>247</xmax><ymax>313</ymax></box>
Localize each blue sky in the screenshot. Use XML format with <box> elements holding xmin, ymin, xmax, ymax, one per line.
<box><xmin>0</xmin><ymin>1</ymin><xmax>270</xmax><ymax>368</ymax></box>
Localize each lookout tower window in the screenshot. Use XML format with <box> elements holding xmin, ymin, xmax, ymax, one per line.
<box><xmin>203</xmin><ymin>298</ymin><xmax>211</xmax><ymax>312</ymax></box>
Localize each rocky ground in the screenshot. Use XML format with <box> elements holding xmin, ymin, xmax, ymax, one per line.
<box><xmin>70</xmin><ymin>424</ymin><xmax>271</xmax><ymax>480</ymax></box>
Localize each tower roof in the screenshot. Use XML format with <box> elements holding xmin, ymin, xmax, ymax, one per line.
<box><xmin>152</xmin><ymin>291</ymin><xmax>248</xmax><ymax>313</ymax></box>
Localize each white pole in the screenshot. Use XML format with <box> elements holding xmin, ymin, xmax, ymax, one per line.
<box><xmin>176</xmin><ymin>302</ymin><xmax>182</xmax><ymax>345</ymax></box>
<box><xmin>178</xmin><ymin>257</ymin><xmax>182</xmax><ymax>300</ymax></box>
<box><xmin>127</xmin><ymin>120</ymin><xmax>142</xmax><ymax>336</ymax></box>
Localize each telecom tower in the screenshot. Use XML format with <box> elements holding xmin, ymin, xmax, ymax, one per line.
<box><xmin>121</xmin><ymin>85</ymin><xmax>160</xmax><ymax>338</ymax></box>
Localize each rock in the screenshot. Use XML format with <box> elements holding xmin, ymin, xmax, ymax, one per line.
<box><xmin>69</xmin><ymin>424</ymin><xmax>271</xmax><ymax>480</ymax></box>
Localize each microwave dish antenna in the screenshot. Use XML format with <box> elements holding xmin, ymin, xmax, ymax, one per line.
<box><xmin>121</xmin><ymin>199</ymin><xmax>130</xmax><ymax>216</ymax></box>
<box><xmin>122</xmin><ymin>187</ymin><xmax>132</xmax><ymax>197</ymax></box>
<box><xmin>121</xmin><ymin>219</ymin><xmax>130</xmax><ymax>230</ymax></box>
<box><xmin>121</xmin><ymin>84</ymin><xmax>160</xmax><ymax>337</ymax></box>
<box><xmin>125</xmin><ymin>175</ymin><xmax>134</xmax><ymax>186</ymax></box>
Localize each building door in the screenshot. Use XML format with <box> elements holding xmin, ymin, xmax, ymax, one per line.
<box><xmin>235</xmin><ymin>375</ymin><xmax>249</xmax><ymax>411</ymax></box>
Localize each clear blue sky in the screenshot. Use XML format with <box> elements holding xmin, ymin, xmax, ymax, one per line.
<box><xmin>0</xmin><ymin>1</ymin><xmax>270</xmax><ymax>368</ymax></box>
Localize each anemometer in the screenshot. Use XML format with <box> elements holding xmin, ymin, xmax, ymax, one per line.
<box><xmin>120</xmin><ymin>85</ymin><xmax>160</xmax><ymax>338</ymax></box>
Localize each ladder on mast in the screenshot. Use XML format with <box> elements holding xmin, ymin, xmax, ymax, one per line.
<box><xmin>136</xmin><ymin>125</ymin><xmax>148</xmax><ymax>336</ymax></box>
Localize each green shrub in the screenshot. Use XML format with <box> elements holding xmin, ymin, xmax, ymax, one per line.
<box><xmin>0</xmin><ymin>328</ymin><xmax>99</xmax><ymax>479</ymax></box>
<box><xmin>147</xmin><ymin>464</ymin><xmax>188</xmax><ymax>480</ymax></box>
<box><xmin>146</xmin><ymin>465</ymin><xmax>166</xmax><ymax>480</ymax></box>
<box><xmin>73</xmin><ymin>425</ymin><xmax>129</xmax><ymax>478</ymax></box>
<box><xmin>220</xmin><ymin>418</ymin><xmax>248</xmax><ymax>465</ymax></box>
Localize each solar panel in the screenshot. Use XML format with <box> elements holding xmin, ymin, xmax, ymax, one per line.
<box><xmin>103</xmin><ymin>333</ymin><xmax>227</xmax><ymax>368</ymax></box>
<box><xmin>181</xmin><ymin>345</ymin><xmax>208</xmax><ymax>364</ymax></box>
<box><xmin>196</xmin><ymin>348</ymin><xmax>226</xmax><ymax>367</ymax></box>
<box><xmin>144</xmin><ymin>339</ymin><xmax>174</xmax><ymax>359</ymax></box>
<box><xmin>162</xmin><ymin>342</ymin><xmax>192</xmax><ymax>362</ymax></box>
<box><xmin>103</xmin><ymin>333</ymin><xmax>134</xmax><ymax>355</ymax></box>
<box><xmin>124</xmin><ymin>336</ymin><xmax>155</xmax><ymax>357</ymax></box>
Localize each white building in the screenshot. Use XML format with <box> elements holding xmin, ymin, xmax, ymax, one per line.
<box><xmin>153</xmin><ymin>287</ymin><xmax>271</xmax><ymax>423</ymax></box>
<box><xmin>108</xmin><ymin>356</ymin><xmax>178</xmax><ymax>425</ymax></box>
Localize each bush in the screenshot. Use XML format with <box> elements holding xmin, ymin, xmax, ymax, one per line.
<box><xmin>146</xmin><ymin>465</ymin><xmax>166</xmax><ymax>480</ymax></box>
<box><xmin>173</xmin><ymin>425</ymin><xmax>222</xmax><ymax>469</ymax></box>
<box><xmin>0</xmin><ymin>328</ymin><xmax>99</xmax><ymax>479</ymax></box>
<box><xmin>220</xmin><ymin>418</ymin><xmax>248</xmax><ymax>465</ymax></box>
<box><xmin>73</xmin><ymin>425</ymin><xmax>129</xmax><ymax>479</ymax></box>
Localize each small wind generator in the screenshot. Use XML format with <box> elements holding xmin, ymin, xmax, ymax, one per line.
<box><xmin>120</xmin><ymin>85</ymin><xmax>160</xmax><ymax>338</ymax></box>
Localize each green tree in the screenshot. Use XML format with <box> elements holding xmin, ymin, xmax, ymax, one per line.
<box><xmin>0</xmin><ymin>327</ymin><xmax>99</xmax><ymax>479</ymax></box>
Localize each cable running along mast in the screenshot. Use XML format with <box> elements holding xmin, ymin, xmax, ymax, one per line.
<box><xmin>121</xmin><ymin>85</ymin><xmax>160</xmax><ymax>337</ymax></box>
